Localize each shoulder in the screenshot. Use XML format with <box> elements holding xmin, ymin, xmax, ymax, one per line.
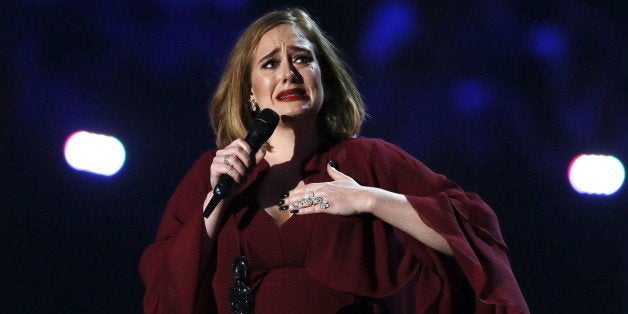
<box><xmin>333</xmin><ymin>137</ymin><xmax>435</xmax><ymax>175</ymax></box>
<box><xmin>332</xmin><ymin>137</ymin><xmax>412</xmax><ymax>161</ymax></box>
<box><xmin>328</xmin><ymin>138</ymin><xmax>441</xmax><ymax>191</ymax></box>
<box><xmin>327</xmin><ymin>137</ymin><xmax>425</xmax><ymax>175</ymax></box>
<box><xmin>334</xmin><ymin>137</ymin><xmax>399</xmax><ymax>152</ymax></box>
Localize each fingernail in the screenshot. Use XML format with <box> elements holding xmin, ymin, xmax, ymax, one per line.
<box><xmin>261</xmin><ymin>148</ymin><xmax>267</xmax><ymax>156</ymax></box>
<box><xmin>329</xmin><ymin>160</ymin><xmax>338</xmax><ymax>169</ymax></box>
<box><xmin>290</xmin><ymin>209</ymin><xmax>299</xmax><ymax>214</ymax></box>
<box><xmin>277</xmin><ymin>199</ymin><xmax>285</xmax><ymax>206</ymax></box>
<box><xmin>281</xmin><ymin>192</ymin><xmax>289</xmax><ymax>198</ymax></box>
<box><xmin>279</xmin><ymin>205</ymin><xmax>289</xmax><ymax>211</ymax></box>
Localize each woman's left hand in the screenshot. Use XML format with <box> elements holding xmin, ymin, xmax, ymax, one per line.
<box><xmin>282</xmin><ymin>161</ymin><xmax>454</xmax><ymax>255</ymax></box>
<box><xmin>280</xmin><ymin>162</ymin><xmax>376</xmax><ymax>216</ymax></box>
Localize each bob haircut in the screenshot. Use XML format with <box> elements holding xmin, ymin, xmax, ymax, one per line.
<box><xmin>208</xmin><ymin>8</ymin><xmax>366</xmax><ymax>148</ymax></box>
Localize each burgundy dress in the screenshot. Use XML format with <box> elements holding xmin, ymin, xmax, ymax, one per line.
<box><xmin>140</xmin><ymin>138</ymin><xmax>529</xmax><ymax>313</ymax></box>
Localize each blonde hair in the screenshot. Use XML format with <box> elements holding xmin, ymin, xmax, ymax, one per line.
<box><xmin>208</xmin><ymin>8</ymin><xmax>365</xmax><ymax>148</ymax></box>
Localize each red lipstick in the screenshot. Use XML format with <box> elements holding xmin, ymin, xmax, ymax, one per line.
<box><xmin>276</xmin><ymin>88</ymin><xmax>308</xmax><ymax>101</ymax></box>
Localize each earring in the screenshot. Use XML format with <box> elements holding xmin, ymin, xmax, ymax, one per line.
<box><xmin>249</xmin><ymin>99</ymin><xmax>258</xmax><ymax>112</ymax></box>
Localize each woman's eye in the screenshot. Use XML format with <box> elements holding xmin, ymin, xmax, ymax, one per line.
<box><xmin>294</xmin><ymin>56</ymin><xmax>313</xmax><ymax>64</ymax></box>
<box><xmin>262</xmin><ymin>60</ymin><xmax>279</xmax><ymax>69</ymax></box>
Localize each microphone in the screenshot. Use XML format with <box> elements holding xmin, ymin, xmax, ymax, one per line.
<box><xmin>203</xmin><ymin>108</ymin><xmax>279</xmax><ymax>218</ymax></box>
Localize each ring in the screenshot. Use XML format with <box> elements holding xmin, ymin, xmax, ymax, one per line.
<box><xmin>223</xmin><ymin>155</ymin><xmax>232</xmax><ymax>167</ymax></box>
<box><xmin>317</xmin><ymin>197</ymin><xmax>330</xmax><ymax>209</ymax></box>
<box><xmin>292</xmin><ymin>190</ymin><xmax>330</xmax><ymax>210</ymax></box>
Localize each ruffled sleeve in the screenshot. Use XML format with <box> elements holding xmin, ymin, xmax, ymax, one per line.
<box><xmin>139</xmin><ymin>151</ymin><xmax>215</xmax><ymax>314</ymax></box>
<box><xmin>306</xmin><ymin>138</ymin><xmax>528</xmax><ymax>313</ymax></box>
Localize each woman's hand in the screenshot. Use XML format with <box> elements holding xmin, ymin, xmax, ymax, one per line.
<box><xmin>279</xmin><ymin>162</ymin><xmax>377</xmax><ymax>216</ymax></box>
<box><xmin>279</xmin><ymin>161</ymin><xmax>453</xmax><ymax>255</ymax></box>
<box><xmin>209</xmin><ymin>138</ymin><xmax>266</xmax><ymax>191</ymax></box>
<box><xmin>204</xmin><ymin>139</ymin><xmax>266</xmax><ymax>238</ymax></box>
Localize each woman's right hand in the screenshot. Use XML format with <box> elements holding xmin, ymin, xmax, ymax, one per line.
<box><xmin>209</xmin><ymin>138</ymin><xmax>266</xmax><ymax>192</ymax></box>
<box><xmin>204</xmin><ymin>139</ymin><xmax>265</xmax><ymax>238</ymax></box>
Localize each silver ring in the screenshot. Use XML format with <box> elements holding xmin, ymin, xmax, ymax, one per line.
<box><xmin>316</xmin><ymin>196</ymin><xmax>330</xmax><ymax>209</ymax></box>
<box><xmin>292</xmin><ymin>199</ymin><xmax>304</xmax><ymax>209</ymax></box>
<box><xmin>223</xmin><ymin>155</ymin><xmax>232</xmax><ymax>167</ymax></box>
<box><xmin>292</xmin><ymin>191</ymin><xmax>330</xmax><ymax>210</ymax></box>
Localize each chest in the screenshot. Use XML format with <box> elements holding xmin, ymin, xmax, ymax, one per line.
<box><xmin>255</xmin><ymin>165</ymin><xmax>305</xmax><ymax>226</ymax></box>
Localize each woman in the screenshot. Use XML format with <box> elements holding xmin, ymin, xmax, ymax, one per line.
<box><xmin>140</xmin><ymin>8</ymin><xmax>529</xmax><ymax>314</ymax></box>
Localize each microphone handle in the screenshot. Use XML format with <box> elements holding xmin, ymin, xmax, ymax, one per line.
<box><xmin>203</xmin><ymin>173</ymin><xmax>236</xmax><ymax>218</ymax></box>
<box><xmin>203</xmin><ymin>193</ymin><xmax>222</xmax><ymax>218</ymax></box>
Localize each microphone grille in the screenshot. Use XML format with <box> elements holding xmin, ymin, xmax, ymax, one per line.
<box><xmin>256</xmin><ymin>108</ymin><xmax>279</xmax><ymax>129</ymax></box>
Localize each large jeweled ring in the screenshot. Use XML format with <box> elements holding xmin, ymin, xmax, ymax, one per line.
<box><xmin>223</xmin><ymin>155</ymin><xmax>232</xmax><ymax>167</ymax></box>
<box><xmin>292</xmin><ymin>190</ymin><xmax>330</xmax><ymax>210</ymax></box>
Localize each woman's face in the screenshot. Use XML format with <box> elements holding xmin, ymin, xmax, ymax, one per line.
<box><xmin>250</xmin><ymin>24</ymin><xmax>324</xmax><ymax>124</ymax></box>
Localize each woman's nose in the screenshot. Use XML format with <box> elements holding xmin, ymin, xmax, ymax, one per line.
<box><xmin>279</xmin><ymin>61</ymin><xmax>302</xmax><ymax>84</ymax></box>
<box><xmin>281</xmin><ymin>66</ymin><xmax>303</xmax><ymax>84</ymax></box>
<box><xmin>282</xmin><ymin>68</ymin><xmax>296</xmax><ymax>83</ymax></box>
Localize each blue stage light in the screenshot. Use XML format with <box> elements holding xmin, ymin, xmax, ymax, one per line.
<box><xmin>526</xmin><ymin>24</ymin><xmax>567</xmax><ymax>60</ymax></box>
<box><xmin>452</xmin><ymin>79</ymin><xmax>491</xmax><ymax>114</ymax></box>
<box><xmin>361</xmin><ymin>1</ymin><xmax>419</xmax><ymax>64</ymax></box>
<box><xmin>209</xmin><ymin>0</ymin><xmax>249</xmax><ymax>10</ymax></box>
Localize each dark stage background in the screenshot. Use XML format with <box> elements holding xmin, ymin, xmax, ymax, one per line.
<box><xmin>1</xmin><ymin>1</ymin><xmax>626</xmax><ymax>313</ymax></box>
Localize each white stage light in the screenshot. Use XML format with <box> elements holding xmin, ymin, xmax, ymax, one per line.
<box><xmin>64</xmin><ymin>131</ymin><xmax>126</xmax><ymax>176</ymax></box>
<box><xmin>568</xmin><ymin>154</ymin><xmax>625</xmax><ymax>195</ymax></box>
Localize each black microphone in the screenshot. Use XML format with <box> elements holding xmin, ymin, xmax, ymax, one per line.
<box><xmin>203</xmin><ymin>108</ymin><xmax>279</xmax><ymax>218</ymax></box>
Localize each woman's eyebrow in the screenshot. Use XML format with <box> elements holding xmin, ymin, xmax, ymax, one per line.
<box><xmin>287</xmin><ymin>45</ymin><xmax>312</xmax><ymax>53</ymax></box>
<box><xmin>258</xmin><ymin>48</ymin><xmax>280</xmax><ymax>63</ymax></box>
<box><xmin>257</xmin><ymin>45</ymin><xmax>313</xmax><ymax>64</ymax></box>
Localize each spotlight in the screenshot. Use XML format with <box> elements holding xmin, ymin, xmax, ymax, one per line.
<box><xmin>64</xmin><ymin>130</ymin><xmax>126</xmax><ymax>176</ymax></box>
<box><xmin>568</xmin><ymin>154</ymin><xmax>625</xmax><ymax>195</ymax></box>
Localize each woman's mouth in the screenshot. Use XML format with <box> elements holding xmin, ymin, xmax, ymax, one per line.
<box><xmin>276</xmin><ymin>88</ymin><xmax>309</xmax><ymax>102</ymax></box>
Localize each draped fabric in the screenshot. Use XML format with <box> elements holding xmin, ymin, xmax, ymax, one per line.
<box><xmin>140</xmin><ymin>138</ymin><xmax>529</xmax><ymax>313</ymax></box>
